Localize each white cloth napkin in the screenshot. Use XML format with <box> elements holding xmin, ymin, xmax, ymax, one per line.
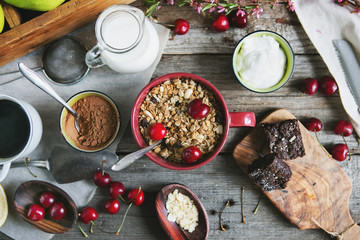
<box><xmin>293</xmin><ymin>0</ymin><xmax>360</xmax><ymax>136</ymax></box>
<box><xmin>0</xmin><ymin>22</ymin><xmax>169</xmax><ymax>240</ymax></box>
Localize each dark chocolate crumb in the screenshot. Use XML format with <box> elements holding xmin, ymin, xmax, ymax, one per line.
<box><xmin>215</xmin><ymin>115</ymin><xmax>222</xmax><ymax>123</ymax></box>
<box><xmin>173</xmin><ymin>142</ymin><xmax>182</xmax><ymax>148</ymax></box>
<box><xmin>150</xmin><ymin>96</ymin><xmax>159</xmax><ymax>103</ymax></box>
<box><xmin>221</xmin><ymin>224</ymin><xmax>229</xmax><ymax>230</ymax></box>
<box><xmin>313</xmin><ymin>182</ymin><xmax>316</xmax><ymax>186</ymax></box>
<box><xmin>140</xmin><ymin>119</ymin><xmax>148</xmax><ymax>127</ymax></box>
<box><xmin>210</xmin><ymin>210</ymin><xmax>217</xmax><ymax>215</ymax></box>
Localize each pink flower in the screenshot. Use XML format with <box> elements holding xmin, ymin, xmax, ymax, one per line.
<box><xmin>251</xmin><ymin>6</ymin><xmax>263</xmax><ymax>19</ymax></box>
<box><xmin>167</xmin><ymin>0</ymin><xmax>174</xmax><ymax>5</ymax></box>
<box><xmin>217</xmin><ymin>5</ymin><xmax>227</xmax><ymax>13</ymax></box>
<box><xmin>236</xmin><ymin>9</ymin><xmax>246</xmax><ymax>17</ymax></box>
<box><xmin>288</xmin><ymin>0</ymin><xmax>295</xmax><ymax>11</ymax></box>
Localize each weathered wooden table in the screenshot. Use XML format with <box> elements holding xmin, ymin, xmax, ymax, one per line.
<box><xmin>1</xmin><ymin>2</ymin><xmax>360</xmax><ymax>240</ymax></box>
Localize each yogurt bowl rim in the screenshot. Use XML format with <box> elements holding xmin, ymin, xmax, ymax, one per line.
<box><xmin>232</xmin><ymin>30</ymin><xmax>295</xmax><ymax>93</ymax></box>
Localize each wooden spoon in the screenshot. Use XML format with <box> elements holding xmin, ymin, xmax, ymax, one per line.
<box><xmin>14</xmin><ymin>180</ymin><xmax>77</xmax><ymax>234</ymax></box>
<box><xmin>155</xmin><ymin>183</ymin><xmax>209</xmax><ymax>240</ymax></box>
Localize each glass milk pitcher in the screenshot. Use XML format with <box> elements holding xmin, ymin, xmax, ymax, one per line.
<box><xmin>85</xmin><ymin>5</ymin><xmax>159</xmax><ymax>74</ymax></box>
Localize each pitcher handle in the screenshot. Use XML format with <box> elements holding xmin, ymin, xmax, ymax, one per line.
<box><xmin>85</xmin><ymin>44</ymin><xmax>105</xmax><ymax>68</ymax></box>
<box><xmin>0</xmin><ymin>162</ymin><xmax>11</xmax><ymax>182</ymax></box>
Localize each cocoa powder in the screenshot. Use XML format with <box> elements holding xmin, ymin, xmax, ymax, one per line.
<box><xmin>64</xmin><ymin>95</ymin><xmax>119</xmax><ymax>151</ymax></box>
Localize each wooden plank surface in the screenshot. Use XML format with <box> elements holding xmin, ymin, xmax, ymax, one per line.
<box><xmin>1</xmin><ymin>1</ymin><xmax>360</xmax><ymax>240</ymax></box>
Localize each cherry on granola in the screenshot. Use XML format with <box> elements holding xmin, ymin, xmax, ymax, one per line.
<box><xmin>182</xmin><ymin>146</ymin><xmax>202</xmax><ymax>163</ymax></box>
<box><xmin>149</xmin><ymin>123</ymin><xmax>167</xmax><ymax>140</ymax></box>
<box><xmin>188</xmin><ymin>99</ymin><xmax>210</xmax><ymax>119</ymax></box>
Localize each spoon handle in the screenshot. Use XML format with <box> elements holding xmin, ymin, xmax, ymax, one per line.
<box><xmin>11</xmin><ymin>160</ymin><xmax>49</xmax><ymax>169</ymax></box>
<box><xmin>18</xmin><ymin>63</ymin><xmax>77</xmax><ymax>117</ymax></box>
<box><xmin>111</xmin><ymin>140</ymin><xmax>163</xmax><ymax>171</ymax></box>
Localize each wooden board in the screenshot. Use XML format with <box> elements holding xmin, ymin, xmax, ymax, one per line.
<box><xmin>0</xmin><ymin>0</ymin><xmax>135</xmax><ymax>67</ymax></box>
<box><xmin>233</xmin><ymin>109</ymin><xmax>360</xmax><ymax>239</ymax></box>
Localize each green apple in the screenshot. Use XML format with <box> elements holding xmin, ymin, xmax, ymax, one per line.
<box><xmin>0</xmin><ymin>5</ymin><xmax>4</xmax><ymax>33</ymax></box>
<box><xmin>4</xmin><ymin>0</ymin><xmax>66</xmax><ymax>12</ymax></box>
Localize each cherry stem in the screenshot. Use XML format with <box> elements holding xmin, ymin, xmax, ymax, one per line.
<box><xmin>253</xmin><ymin>195</ymin><xmax>261</xmax><ymax>214</ymax></box>
<box><xmin>24</xmin><ymin>157</ymin><xmax>37</xmax><ymax>178</ymax></box>
<box><xmin>119</xmin><ymin>195</ymin><xmax>127</xmax><ymax>203</ymax></box>
<box><xmin>219</xmin><ymin>200</ymin><xmax>230</xmax><ymax>231</ymax></box>
<box><xmin>241</xmin><ymin>187</ymin><xmax>246</xmax><ymax>224</ymax></box>
<box><xmin>101</xmin><ymin>160</ymin><xmax>107</xmax><ymax>176</ymax></box>
<box><xmin>77</xmin><ymin>222</ymin><xmax>88</xmax><ymax>238</ymax></box>
<box><xmin>314</xmin><ymin>129</ymin><xmax>332</xmax><ymax>157</ymax></box>
<box><xmin>90</xmin><ymin>221</ymin><xmax>116</xmax><ymax>234</ymax></box>
<box><xmin>116</xmin><ymin>202</ymin><xmax>133</xmax><ymax>235</ymax></box>
<box><xmin>342</xmin><ymin>135</ymin><xmax>351</xmax><ymax>161</ymax></box>
<box><xmin>89</xmin><ymin>222</ymin><xmax>94</xmax><ymax>234</ymax></box>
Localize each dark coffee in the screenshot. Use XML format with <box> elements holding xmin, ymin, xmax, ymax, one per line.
<box><xmin>0</xmin><ymin>100</ymin><xmax>30</xmax><ymax>158</ymax></box>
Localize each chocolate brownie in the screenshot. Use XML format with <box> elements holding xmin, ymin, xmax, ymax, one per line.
<box><xmin>261</xmin><ymin>119</ymin><xmax>305</xmax><ymax>160</ymax></box>
<box><xmin>247</xmin><ymin>154</ymin><xmax>292</xmax><ymax>192</ymax></box>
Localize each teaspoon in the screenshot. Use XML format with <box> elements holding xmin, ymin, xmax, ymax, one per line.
<box><xmin>18</xmin><ymin>62</ymin><xmax>81</xmax><ymax>132</ymax></box>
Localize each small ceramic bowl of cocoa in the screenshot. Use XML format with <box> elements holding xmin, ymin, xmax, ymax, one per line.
<box><xmin>60</xmin><ymin>91</ymin><xmax>120</xmax><ymax>152</ymax></box>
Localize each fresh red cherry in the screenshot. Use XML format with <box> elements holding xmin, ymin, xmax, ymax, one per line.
<box><xmin>79</xmin><ymin>207</ymin><xmax>98</xmax><ymax>224</ymax></box>
<box><xmin>49</xmin><ymin>202</ymin><xmax>66</xmax><ymax>220</ymax></box>
<box><xmin>39</xmin><ymin>192</ymin><xmax>56</xmax><ymax>208</ymax></box>
<box><xmin>27</xmin><ymin>204</ymin><xmax>45</xmax><ymax>221</ymax></box>
<box><xmin>331</xmin><ymin>143</ymin><xmax>348</xmax><ymax>161</ymax></box>
<box><xmin>105</xmin><ymin>199</ymin><xmax>120</xmax><ymax>214</ymax></box>
<box><xmin>182</xmin><ymin>146</ymin><xmax>202</xmax><ymax>163</ymax></box>
<box><xmin>212</xmin><ymin>14</ymin><xmax>229</xmax><ymax>32</ymax></box>
<box><xmin>305</xmin><ymin>118</ymin><xmax>322</xmax><ymax>132</ymax></box>
<box><xmin>109</xmin><ymin>181</ymin><xmax>125</xmax><ymax>199</ymax></box>
<box><xmin>174</xmin><ymin>19</ymin><xmax>190</xmax><ymax>35</ymax></box>
<box><xmin>319</xmin><ymin>76</ymin><xmax>338</xmax><ymax>96</ymax></box>
<box><xmin>230</xmin><ymin>11</ymin><xmax>248</xmax><ymax>28</ymax></box>
<box><xmin>334</xmin><ymin>120</ymin><xmax>353</xmax><ymax>136</ymax></box>
<box><xmin>148</xmin><ymin>123</ymin><xmax>167</xmax><ymax>140</ymax></box>
<box><xmin>188</xmin><ymin>99</ymin><xmax>210</xmax><ymax>119</ymax></box>
<box><xmin>93</xmin><ymin>170</ymin><xmax>111</xmax><ymax>187</ymax></box>
<box><xmin>301</xmin><ymin>78</ymin><xmax>318</xmax><ymax>95</ymax></box>
<box><xmin>127</xmin><ymin>188</ymin><xmax>145</xmax><ymax>206</ymax></box>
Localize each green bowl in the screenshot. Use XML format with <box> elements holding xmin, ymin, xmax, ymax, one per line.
<box><xmin>232</xmin><ymin>30</ymin><xmax>295</xmax><ymax>93</ymax></box>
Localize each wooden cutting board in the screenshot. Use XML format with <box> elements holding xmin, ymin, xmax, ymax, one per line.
<box><xmin>233</xmin><ymin>109</ymin><xmax>360</xmax><ymax>239</ymax></box>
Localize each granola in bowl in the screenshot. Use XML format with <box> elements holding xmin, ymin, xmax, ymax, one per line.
<box><xmin>139</xmin><ymin>78</ymin><xmax>224</xmax><ymax>163</ymax></box>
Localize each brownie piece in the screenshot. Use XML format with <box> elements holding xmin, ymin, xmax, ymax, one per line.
<box><xmin>261</xmin><ymin>119</ymin><xmax>305</xmax><ymax>160</ymax></box>
<box><xmin>247</xmin><ymin>154</ymin><xmax>292</xmax><ymax>192</ymax></box>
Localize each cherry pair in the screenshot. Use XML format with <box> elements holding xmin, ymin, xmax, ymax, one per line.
<box><xmin>212</xmin><ymin>12</ymin><xmax>248</xmax><ymax>32</ymax></box>
<box><xmin>27</xmin><ymin>192</ymin><xmax>65</xmax><ymax>221</ymax></box>
<box><xmin>301</xmin><ymin>76</ymin><xmax>337</xmax><ymax>96</ymax></box>
<box><xmin>305</xmin><ymin>118</ymin><xmax>353</xmax><ymax>161</ymax></box>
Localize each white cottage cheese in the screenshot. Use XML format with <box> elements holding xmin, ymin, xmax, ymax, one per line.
<box><xmin>166</xmin><ymin>189</ymin><xmax>199</xmax><ymax>233</ymax></box>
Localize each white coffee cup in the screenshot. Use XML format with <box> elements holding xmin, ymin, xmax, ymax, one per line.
<box><xmin>0</xmin><ymin>94</ymin><xmax>43</xmax><ymax>182</ymax></box>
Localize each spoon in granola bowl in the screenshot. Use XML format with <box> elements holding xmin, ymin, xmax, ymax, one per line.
<box><xmin>111</xmin><ymin>140</ymin><xmax>164</xmax><ymax>171</ymax></box>
<box><xmin>18</xmin><ymin>63</ymin><xmax>81</xmax><ymax>133</ymax></box>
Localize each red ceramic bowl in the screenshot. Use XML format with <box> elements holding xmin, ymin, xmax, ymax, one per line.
<box><xmin>131</xmin><ymin>73</ymin><xmax>256</xmax><ymax>170</ymax></box>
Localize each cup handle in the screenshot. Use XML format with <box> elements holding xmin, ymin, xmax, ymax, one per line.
<box><xmin>0</xmin><ymin>162</ymin><xmax>11</xmax><ymax>182</ymax></box>
<box><xmin>229</xmin><ymin>112</ymin><xmax>256</xmax><ymax>128</ymax></box>
<box><xmin>85</xmin><ymin>44</ymin><xmax>105</xmax><ymax>68</ymax></box>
